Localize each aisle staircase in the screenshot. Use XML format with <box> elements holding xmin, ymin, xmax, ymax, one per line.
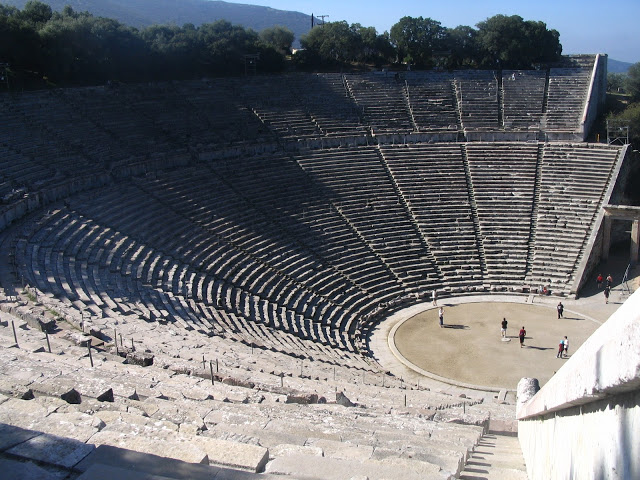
<box><xmin>458</xmin><ymin>433</ymin><xmax>528</xmax><ymax>480</ymax></box>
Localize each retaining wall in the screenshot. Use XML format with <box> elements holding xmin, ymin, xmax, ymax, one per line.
<box><xmin>517</xmin><ymin>288</ymin><xmax>640</xmax><ymax>479</ymax></box>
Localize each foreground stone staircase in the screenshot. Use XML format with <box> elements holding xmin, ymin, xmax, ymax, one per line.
<box><xmin>459</xmin><ymin>433</ymin><xmax>528</xmax><ymax>480</ymax></box>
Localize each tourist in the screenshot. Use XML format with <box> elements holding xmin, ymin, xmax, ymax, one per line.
<box><xmin>596</xmin><ymin>273</ymin><xmax>603</xmax><ymax>289</ymax></box>
<box><xmin>501</xmin><ymin>318</ymin><xmax>508</xmax><ymax>338</ymax></box>
<box><xmin>563</xmin><ymin>336</ymin><xmax>569</xmax><ymax>358</ymax></box>
<box><xmin>519</xmin><ymin>326</ymin><xmax>526</xmax><ymax>347</ymax></box>
<box><xmin>432</xmin><ymin>290</ymin><xmax>437</xmax><ymax>306</ymax></box>
<box><xmin>557</xmin><ymin>302</ymin><xmax>564</xmax><ymax>319</ymax></box>
<box><xmin>557</xmin><ymin>338</ymin><xmax>565</xmax><ymax>358</ymax></box>
<box><xmin>438</xmin><ymin>307</ymin><xmax>444</xmax><ymax>327</ymax></box>
<box><xmin>604</xmin><ymin>285</ymin><xmax>611</xmax><ymax>304</ymax></box>
<box><xmin>606</xmin><ymin>274</ymin><xmax>613</xmax><ymax>288</ymax></box>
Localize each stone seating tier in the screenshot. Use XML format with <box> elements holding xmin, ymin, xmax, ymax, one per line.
<box><xmin>0</xmin><ymin>314</ymin><xmax>493</xmax><ymax>479</ymax></box>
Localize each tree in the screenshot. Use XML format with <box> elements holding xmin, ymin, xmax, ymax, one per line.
<box><xmin>350</xmin><ymin>24</ymin><xmax>394</xmax><ymax>66</ymax></box>
<box><xmin>19</xmin><ymin>0</ymin><xmax>52</xmax><ymax>27</ymax></box>
<box><xmin>300</xmin><ymin>21</ymin><xmax>359</xmax><ymax>66</ymax></box>
<box><xmin>476</xmin><ymin>14</ymin><xmax>561</xmax><ymax>68</ymax></box>
<box><xmin>260</xmin><ymin>25</ymin><xmax>293</xmax><ymax>56</ymax></box>
<box><xmin>607</xmin><ymin>72</ymin><xmax>626</xmax><ymax>93</ymax></box>
<box><xmin>608</xmin><ymin>102</ymin><xmax>640</xmax><ymax>147</ymax></box>
<box><xmin>443</xmin><ymin>25</ymin><xmax>479</xmax><ymax>69</ymax></box>
<box><xmin>625</xmin><ymin>62</ymin><xmax>640</xmax><ymax>101</ymax></box>
<box><xmin>390</xmin><ymin>16</ymin><xmax>446</xmax><ymax>68</ymax></box>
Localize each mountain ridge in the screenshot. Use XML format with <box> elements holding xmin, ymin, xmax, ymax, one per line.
<box><xmin>2</xmin><ymin>0</ymin><xmax>312</xmax><ymax>45</ymax></box>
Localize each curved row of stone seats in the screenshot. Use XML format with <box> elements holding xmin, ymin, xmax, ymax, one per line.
<box><xmin>380</xmin><ymin>143</ymin><xmax>483</xmax><ymax>291</ymax></box>
<box><xmin>344</xmin><ymin>74</ymin><xmax>414</xmax><ymax>134</ymax></box>
<box><xmin>0</xmin><ymin>314</ymin><xmax>489</xmax><ymax>479</ymax></box>
<box><xmin>14</xmin><ymin>159</ymin><xmax>408</xmax><ymax>360</ymax></box>
<box><xmin>405</xmin><ymin>72</ymin><xmax>458</xmax><ymax>131</ymax></box>
<box><xmin>0</xmin><ymin>93</ymin><xmax>112</xmax><ymax>185</ymax></box>
<box><xmin>131</xmin><ymin>168</ymin><xmax>383</xmax><ymax>317</ymax></box>
<box><xmin>0</xmin><ymin>145</ymin><xmax>54</xmax><ymax>199</ymax></box>
<box><xmin>526</xmin><ymin>143</ymin><xmax>621</xmax><ymax>292</ymax></box>
<box><xmin>466</xmin><ymin>143</ymin><xmax>539</xmax><ymax>285</ymax></box>
<box><xmin>297</xmin><ymin>74</ymin><xmax>367</xmax><ymax>136</ymax></box>
<box><xmin>237</xmin><ymin>75</ymin><xmax>322</xmax><ymax>139</ymax></box>
<box><xmin>293</xmin><ymin>146</ymin><xmax>441</xmax><ymax>292</ymax></box>
<box><xmin>454</xmin><ymin>70</ymin><xmax>500</xmax><ymax>130</ymax></box>
<box><xmin>544</xmin><ymin>68</ymin><xmax>592</xmax><ymax>131</ymax></box>
<box><xmin>205</xmin><ymin>153</ymin><xmax>408</xmax><ymax>302</ymax></box>
<box><xmin>502</xmin><ymin>70</ymin><xmax>546</xmax><ymax>130</ymax></box>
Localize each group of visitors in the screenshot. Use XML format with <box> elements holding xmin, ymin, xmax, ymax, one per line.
<box><xmin>597</xmin><ymin>273</ymin><xmax>614</xmax><ymax>303</ymax></box>
<box><xmin>499</xmin><ymin>318</ymin><xmax>527</xmax><ymax>347</ymax></box>
<box><xmin>557</xmin><ymin>336</ymin><xmax>569</xmax><ymax>358</ymax></box>
<box><xmin>499</xmin><ymin>315</ymin><xmax>569</xmax><ymax>356</ymax></box>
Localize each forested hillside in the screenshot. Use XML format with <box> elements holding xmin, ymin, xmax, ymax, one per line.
<box><xmin>2</xmin><ymin>0</ymin><xmax>312</xmax><ymax>44</ymax></box>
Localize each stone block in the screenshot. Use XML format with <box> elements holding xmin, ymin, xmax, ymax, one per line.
<box><xmin>266</xmin><ymin>453</ymin><xmax>447</xmax><ymax>480</ymax></box>
<box><xmin>221</xmin><ymin>376</ymin><xmax>255</xmax><ymax>389</ymax></box>
<box><xmin>87</xmin><ymin>431</ymin><xmax>208</xmax><ymax>465</ymax></box>
<box><xmin>75</xmin><ymin>444</ymin><xmax>218</xmax><ymax>478</ymax></box>
<box><xmin>0</xmin><ymin>456</ymin><xmax>67</xmax><ymax>480</ymax></box>
<box><xmin>126</xmin><ymin>352</ymin><xmax>154</xmax><ymax>367</ymax></box>
<box><xmin>7</xmin><ymin>432</ymin><xmax>95</xmax><ymax>468</ymax></box>
<box><xmin>285</xmin><ymin>393</ymin><xmax>319</xmax><ymax>405</ymax></box>
<box><xmin>271</xmin><ymin>444</ymin><xmax>324</xmax><ymax>458</ymax></box>
<box><xmin>0</xmin><ymin>423</ymin><xmax>41</xmax><ymax>451</ymax></box>
<box><xmin>190</xmin><ymin>435</ymin><xmax>269</xmax><ymax>472</ymax></box>
<box><xmin>335</xmin><ymin>391</ymin><xmax>355</xmax><ymax>407</ymax></box>
<box><xmin>76</xmin><ymin>463</ymin><xmax>177</xmax><ymax>480</ymax></box>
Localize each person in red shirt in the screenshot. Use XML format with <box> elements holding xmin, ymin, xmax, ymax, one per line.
<box><xmin>519</xmin><ymin>326</ymin><xmax>526</xmax><ymax>348</ymax></box>
<box><xmin>596</xmin><ymin>273</ymin><xmax>603</xmax><ymax>289</ymax></box>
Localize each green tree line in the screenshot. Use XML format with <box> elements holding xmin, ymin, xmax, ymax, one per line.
<box><xmin>299</xmin><ymin>14</ymin><xmax>562</xmax><ymax>69</ymax></box>
<box><xmin>1</xmin><ymin>2</ymin><xmax>563</xmax><ymax>87</ymax></box>
<box><xmin>607</xmin><ymin>64</ymin><xmax>640</xmax><ymax>147</ymax></box>
<box><xmin>0</xmin><ymin>1</ymin><xmax>288</xmax><ymax>86</ymax></box>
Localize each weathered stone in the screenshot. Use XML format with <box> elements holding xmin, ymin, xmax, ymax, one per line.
<box><xmin>516</xmin><ymin>378</ymin><xmax>540</xmax><ymax>413</ymax></box>
<box><xmin>61</xmin><ymin>388</ymin><xmax>82</xmax><ymax>404</ymax></box>
<box><xmin>87</xmin><ymin>431</ymin><xmax>208</xmax><ymax>464</ymax></box>
<box><xmin>190</xmin><ymin>435</ymin><xmax>269</xmax><ymax>472</ymax></box>
<box><xmin>285</xmin><ymin>393</ymin><xmax>319</xmax><ymax>405</ymax></box>
<box><xmin>0</xmin><ymin>423</ymin><xmax>41</xmax><ymax>451</ymax></box>
<box><xmin>7</xmin><ymin>432</ymin><xmax>95</xmax><ymax>468</ymax></box>
<box><xmin>75</xmin><ymin>444</ymin><xmax>221</xmax><ymax>479</ymax></box>
<box><xmin>336</xmin><ymin>391</ymin><xmax>355</xmax><ymax>407</ymax></box>
<box><xmin>126</xmin><ymin>352</ymin><xmax>154</xmax><ymax>367</ymax></box>
<box><xmin>271</xmin><ymin>443</ymin><xmax>324</xmax><ymax>458</ymax></box>
<box><xmin>266</xmin><ymin>453</ymin><xmax>444</xmax><ymax>480</ymax></box>
<box><xmin>97</xmin><ymin>388</ymin><xmax>114</xmax><ymax>403</ymax></box>
<box><xmin>221</xmin><ymin>376</ymin><xmax>255</xmax><ymax>389</ymax></box>
<box><xmin>0</xmin><ymin>456</ymin><xmax>67</xmax><ymax>480</ymax></box>
<box><xmin>64</xmin><ymin>332</ymin><xmax>91</xmax><ymax>347</ymax></box>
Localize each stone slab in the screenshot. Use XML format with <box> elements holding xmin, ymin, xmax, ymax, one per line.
<box><xmin>0</xmin><ymin>457</ymin><xmax>68</xmax><ymax>480</ymax></box>
<box><xmin>76</xmin><ymin>463</ymin><xmax>179</xmax><ymax>480</ymax></box>
<box><xmin>191</xmin><ymin>435</ymin><xmax>269</xmax><ymax>472</ymax></box>
<box><xmin>306</xmin><ymin>438</ymin><xmax>373</xmax><ymax>461</ymax></box>
<box><xmin>266</xmin><ymin>454</ymin><xmax>448</xmax><ymax>480</ymax></box>
<box><xmin>87</xmin><ymin>431</ymin><xmax>208</xmax><ymax>464</ymax></box>
<box><xmin>7</xmin><ymin>432</ymin><xmax>95</xmax><ymax>468</ymax></box>
<box><xmin>0</xmin><ymin>423</ymin><xmax>41</xmax><ymax>451</ymax></box>
<box><xmin>75</xmin><ymin>444</ymin><xmax>218</xmax><ymax>477</ymax></box>
<box><xmin>270</xmin><ymin>443</ymin><xmax>324</xmax><ymax>458</ymax></box>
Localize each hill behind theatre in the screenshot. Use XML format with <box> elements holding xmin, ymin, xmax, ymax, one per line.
<box><xmin>2</xmin><ymin>0</ymin><xmax>312</xmax><ymax>45</ymax></box>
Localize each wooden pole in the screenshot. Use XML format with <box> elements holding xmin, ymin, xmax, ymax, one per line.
<box><xmin>87</xmin><ymin>339</ymin><xmax>94</xmax><ymax>368</ymax></box>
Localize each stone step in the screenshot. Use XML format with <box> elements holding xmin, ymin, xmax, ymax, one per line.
<box><xmin>266</xmin><ymin>453</ymin><xmax>452</xmax><ymax>480</ymax></box>
<box><xmin>76</xmin><ymin>444</ymin><xmax>280</xmax><ymax>480</ymax></box>
<box><xmin>459</xmin><ymin>433</ymin><xmax>527</xmax><ymax>480</ymax></box>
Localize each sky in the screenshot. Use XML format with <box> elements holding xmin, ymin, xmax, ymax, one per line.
<box><xmin>224</xmin><ymin>0</ymin><xmax>639</xmax><ymax>63</ymax></box>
